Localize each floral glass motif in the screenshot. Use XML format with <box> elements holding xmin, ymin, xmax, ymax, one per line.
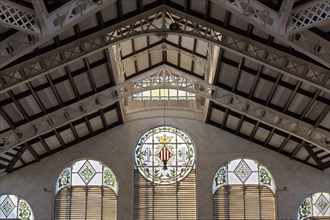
<box><xmin>234</xmin><ymin>160</ymin><xmax>252</xmax><ymax>183</ymax></box>
<box><xmin>212</xmin><ymin>158</ymin><xmax>276</xmax><ymax>194</ymax></box>
<box><xmin>214</xmin><ymin>166</ymin><xmax>227</xmax><ymax>189</ymax></box>
<box><xmin>315</xmin><ymin>194</ymin><xmax>329</xmax><ymax>215</ymax></box>
<box><xmin>78</xmin><ymin>160</ymin><xmax>96</xmax><ymax>184</ymax></box>
<box><xmin>56</xmin><ymin>167</ymin><xmax>71</xmax><ymax>193</ymax></box>
<box><xmin>18</xmin><ymin>200</ymin><xmax>33</xmax><ymax>220</ymax></box>
<box><xmin>0</xmin><ymin>195</ymin><xmax>34</xmax><ymax>220</ymax></box>
<box><xmin>55</xmin><ymin>159</ymin><xmax>118</xmax><ymax>195</ymax></box>
<box><xmin>0</xmin><ymin>196</ymin><xmax>15</xmax><ymax>217</ymax></box>
<box><xmin>298</xmin><ymin>197</ymin><xmax>312</xmax><ymax>219</ymax></box>
<box><xmin>135</xmin><ymin>126</ymin><xmax>195</xmax><ymax>184</ymax></box>
<box><xmin>103</xmin><ymin>167</ymin><xmax>116</xmax><ymax>189</ymax></box>
<box><xmin>298</xmin><ymin>192</ymin><xmax>330</xmax><ymax>219</ymax></box>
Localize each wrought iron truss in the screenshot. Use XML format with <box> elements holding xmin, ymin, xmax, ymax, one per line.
<box><xmin>115</xmin><ymin>42</ymin><xmax>211</xmax><ymax>80</ymax></box>
<box><xmin>1</xmin><ymin>5</ymin><xmax>329</xmax><ymax>95</ymax></box>
<box><xmin>0</xmin><ymin>0</ymin><xmax>116</xmax><ymax>69</ymax></box>
<box><xmin>211</xmin><ymin>0</ymin><xmax>330</xmax><ymax>68</ymax></box>
<box><xmin>1</xmin><ymin>65</ymin><xmax>329</xmax><ymax>157</ymax></box>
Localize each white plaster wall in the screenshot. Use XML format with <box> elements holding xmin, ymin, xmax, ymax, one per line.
<box><xmin>0</xmin><ymin>118</ymin><xmax>329</xmax><ymax>220</ymax></box>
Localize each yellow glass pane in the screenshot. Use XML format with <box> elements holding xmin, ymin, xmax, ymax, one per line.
<box><xmin>160</xmin><ymin>89</ymin><xmax>168</xmax><ymax>96</ymax></box>
<box><xmin>151</xmin><ymin>90</ymin><xmax>159</xmax><ymax>96</ymax></box>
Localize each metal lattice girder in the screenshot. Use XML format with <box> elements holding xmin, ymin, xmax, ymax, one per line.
<box><xmin>0</xmin><ymin>0</ymin><xmax>116</xmax><ymax>69</ymax></box>
<box><xmin>289</xmin><ymin>30</ymin><xmax>330</xmax><ymax>66</ymax></box>
<box><xmin>279</xmin><ymin>0</ymin><xmax>295</xmax><ymax>35</ymax></box>
<box><xmin>119</xmin><ymin>42</ymin><xmax>209</xmax><ymax>73</ymax></box>
<box><xmin>211</xmin><ymin>0</ymin><xmax>330</xmax><ymax>68</ymax></box>
<box><xmin>1</xmin><ymin>6</ymin><xmax>329</xmax><ymax>93</ymax></box>
<box><xmin>287</xmin><ymin>0</ymin><xmax>330</xmax><ymax>34</ymax></box>
<box><xmin>1</xmin><ymin>64</ymin><xmax>329</xmax><ymax>156</ymax></box>
<box><xmin>0</xmin><ymin>0</ymin><xmax>41</xmax><ymax>35</ymax></box>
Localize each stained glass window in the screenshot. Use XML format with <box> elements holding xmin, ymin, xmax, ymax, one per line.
<box><xmin>212</xmin><ymin>159</ymin><xmax>276</xmax><ymax>219</ymax></box>
<box><xmin>298</xmin><ymin>192</ymin><xmax>330</xmax><ymax>219</ymax></box>
<box><xmin>132</xmin><ymin>74</ymin><xmax>195</xmax><ymax>101</ymax></box>
<box><xmin>0</xmin><ymin>194</ymin><xmax>34</xmax><ymax>220</ymax></box>
<box><xmin>55</xmin><ymin>159</ymin><xmax>118</xmax><ymax>195</ymax></box>
<box><xmin>135</xmin><ymin>126</ymin><xmax>195</xmax><ymax>184</ymax></box>
<box><xmin>133</xmin><ymin>89</ymin><xmax>195</xmax><ymax>100</ymax></box>
<box><xmin>54</xmin><ymin>159</ymin><xmax>118</xmax><ymax>220</ymax></box>
<box><xmin>212</xmin><ymin>158</ymin><xmax>276</xmax><ymax>194</ymax></box>
<box><xmin>134</xmin><ymin>126</ymin><xmax>197</xmax><ymax>219</ymax></box>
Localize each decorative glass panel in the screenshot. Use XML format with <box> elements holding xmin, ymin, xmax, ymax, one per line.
<box><xmin>133</xmin><ymin>89</ymin><xmax>195</xmax><ymax>100</ymax></box>
<box><xmin>0</xmin><ymin>195</ymin><xmax>34</xmax><ymax>220</ymax></box>
<box><xmin>132</xmin><ymin>74</ymin><xmax>195</xmax><ymax>100</ymax></box>
<box><xmin>212</xmin><ymin>158</ymin><xmax>276</xmax><ymax>194</ymax></box>
<box><xmin>135</xmin><ymin>126</ymin><xmax>195</xmax><ymax>184</ymax></box>
<box><xmin>298</xmin><ymin>192</ymin><xmax>330</xmax><ymax>219</ymax></box>
<box><xmin>55</xmin><ymin>159</ymin><xmax>118</xmax><ymax>195</ymax></box>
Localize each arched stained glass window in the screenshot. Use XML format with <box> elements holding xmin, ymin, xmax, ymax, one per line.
<box><xmin>54</xmin><ymin>159</ymin><xmax>118</xmax><ymax>220</ymax></box>
<box><xmin>134</xmin><ymin>126</ymin><xmax>196</xmax><ymax>220</ymax></box>
<box><xmin>0</xmin><ymin>194</ymin><xmax>34</xmax><ymax>220</ymax></box>
<box><xmin>298</xmin><ymin>192</ymin><xmax>330</xmax><ymax>219</ymax></box>
<box><xmin>212</xmin><ymin>158</ymin><xmax>276</xmax><ymax>220</ymax></box>
<box><xmin>135</xmin><ymin>126</ymin><xmax>195</xmax><ymax>184</ymax></box>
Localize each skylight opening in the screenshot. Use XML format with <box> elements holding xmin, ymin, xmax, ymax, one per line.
<box><xmin>133</xmin><ymin>89</ymin><xmax>195</xmax><ymax>101</ymax></box>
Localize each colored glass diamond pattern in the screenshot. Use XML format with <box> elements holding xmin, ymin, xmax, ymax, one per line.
<box><xmin>78</xmin><ymin>160</ymin><xmax>96</xmax><ymax>184</ymax></box>
<box><xmin>234</xmin><ymin>160</ymin><xmax>252</xmax><ymax>183</ymax></box>
<box><xmin>0</xmin><ymin>196</ymin><xmax>15</xmax><ymax>217</ymax></box>
<box><xmin>315</xmin><ymin>194</ymin><xmax>330</xmax><ymax>215</ymax></box>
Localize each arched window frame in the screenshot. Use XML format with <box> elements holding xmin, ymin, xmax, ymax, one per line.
<box><xmin>0</xmin><ymin>194</ymin><xmax>34</xmax><ymax>220</ymax></box>
<box><xmin>212</xmin><ymin>158</ymin><xmax>276</xmax><ymax>195</ymax></box>
<box><xmin>297</xmin><ymin>192</ymin><xmax>330</xmax><ymax>219</ymax></box>
<box><xmin>55</xmin><ymin>159</ymin><xmax>118</xmax><ymax>196</ymax></box>
<box><xmin>135</xmin><ymin>125</ymin><xmax>196</xmax><ymax>184</ymax></box>
<box><xmin>134</xmin><ymin>126</ymin><xmax>197</xmax><ymax>220</ymax></box>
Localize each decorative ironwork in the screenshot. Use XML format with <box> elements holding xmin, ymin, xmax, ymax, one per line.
<box><xmin>1</xmin><ymin>6</ymin><xmax>328</xmax><ymax>93</ymax></box>
<box><xmin>1</xmin><ymin>67</ymin><xmax>329</xmax><ymax>168</ymax></box>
